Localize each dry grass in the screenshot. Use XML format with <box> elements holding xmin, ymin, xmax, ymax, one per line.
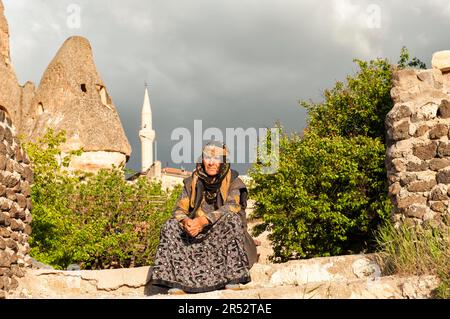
<box><xmin>375</xmin><ymin>223</ymin><xmax>450</xmax><ymax>299</ymax></box>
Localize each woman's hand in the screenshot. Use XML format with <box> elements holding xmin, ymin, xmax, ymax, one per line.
<box><xmin>183</xmin><ymin>217</ymin><xmax>209</xmax><ymax>237</ymax></box>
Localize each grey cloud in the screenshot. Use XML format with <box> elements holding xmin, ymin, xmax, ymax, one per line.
<box><xmin>3</xmin><ymin>0</ymin><xmax>447</xmax><ymax>173</ymax></box>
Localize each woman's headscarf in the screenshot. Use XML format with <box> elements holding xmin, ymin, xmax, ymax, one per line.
<box><xmin>195</xmin><ymin>141</ymin><xmax>230</xmax><ymax>204</ymax></box>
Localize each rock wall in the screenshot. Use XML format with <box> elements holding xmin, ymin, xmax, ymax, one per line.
<box><xmin>386</xmin><ymin>51</ymin><xmax>450</xmax><ymax>228</ymax></box>
<box><xmin>0</xmin><ymin>109</ymin><xmax>33</xmax><ymax>299</ymax></box>
<box><xmin>0</xmin><ymin>1</ymin><xmax>22</xmax><ymax>127</ymax></box>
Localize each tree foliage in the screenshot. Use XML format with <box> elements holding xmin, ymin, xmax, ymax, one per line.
<box><xmin>22</xmin><ymin>129</ymin><xmax>179</xmax><ymax>270</ymax></box>
<box><xmin>250</xmin><ymin>48</ymin><xmax>425</xmax><ymax>262</ymax></box>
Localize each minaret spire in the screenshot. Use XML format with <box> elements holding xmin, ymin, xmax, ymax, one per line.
<box><xmin>139</xmin><ymin>83</ymin><xmax>156</xmax><ymax>172</ymax></box>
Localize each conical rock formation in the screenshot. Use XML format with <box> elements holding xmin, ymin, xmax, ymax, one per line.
<box><xmin>24</xmin><ymin>36</ymin><xmax>131</xmax><ymax>172</ymax></box>
<box><xmin>1</xmin><ymin>1</ymin><xmax>132</xmax><ymax>172</ymax></box>
<box><xmin>0</xmin><ymin>1</ymin><xmax>21</xmax><ymax>125</ymax></box>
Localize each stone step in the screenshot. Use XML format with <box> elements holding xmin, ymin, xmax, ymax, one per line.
<box><xmin>148</xmin><ymin>275</ymin><xmax>438</xmax><ymax>299</ymax></box>
<box><xmin>247</xmin><ymin>254</ymin><xmax>383</xmax><ymax>289</ymax></box>
<box><xmin>8</xmin><ymin>253</ymin><xmax>398</xmax><ymax>299</ymax></box>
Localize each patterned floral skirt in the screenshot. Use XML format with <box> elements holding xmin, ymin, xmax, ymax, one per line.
<box><xmin>150</xmin><ymin>213</ymin><xmax>251</xmax><ymax>293</ymax></box>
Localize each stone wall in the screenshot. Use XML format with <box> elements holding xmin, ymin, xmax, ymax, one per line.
<box><xmin>0</xmin><ymin>108</ymin><xmax>33</xmax><ymax>299</ymax></box>
<box><xmin>386</xmin><ymin>51</ymin><xmax>450</xmax><ymax>228</ymax></box>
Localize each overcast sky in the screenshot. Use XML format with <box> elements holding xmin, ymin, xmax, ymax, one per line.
<box><xmin>3</xmin><ymin>0</ymin><xmax>450</xmax><ymax>174</ymax></box>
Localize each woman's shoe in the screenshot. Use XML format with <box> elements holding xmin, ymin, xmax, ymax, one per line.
<box><xmin>224</xmin><ymin>284</ymin><xmax>242</xmax><ymax>291</ymax></box>
<box><xmin>168</xmin><ymin>288</ymin><xmax>186</xmax><ymax>295</ymax></box>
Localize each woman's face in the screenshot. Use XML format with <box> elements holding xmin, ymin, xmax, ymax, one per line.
<box><xmin>202</xmin><ymin>146</ymin><xmax>223</xmax><ymax>176</ymax></box>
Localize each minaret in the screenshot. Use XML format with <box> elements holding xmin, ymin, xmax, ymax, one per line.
<box><xmin>139</xmin><ymin>85</ymin><xmax>156</xmax><ymax>172</ymax></box>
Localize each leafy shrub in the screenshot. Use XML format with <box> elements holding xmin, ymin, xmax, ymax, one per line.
<box><xmin>249</xmin><ymin>48</ymin><xmax>425</xmax><ymax>262</ymax></box>
<box><xmin>22</xmin><ymin>129</ymin><xmax>179</xmax><ymax>270</ymax></box>
<box><xmin>250</xmin><ymin>131</ymin><xmax>391</xmax><ymax>261</ymax></box>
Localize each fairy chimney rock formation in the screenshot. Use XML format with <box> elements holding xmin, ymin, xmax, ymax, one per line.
<box><xmin>386</xmin><ymin>52</ymin><xmax>450</xmax><ymax>228</ymax></box>
<box><xmin>24</xmin><ymin>36</ymin><xmax>131</xmax><ymax>172</ymax></box>
<box><xmin>0</xmin><ymin>1</ymin><xmax>132</xmax><ymax>173</ymax></box>
<box><xmin>0</xmin><ymin>2</ymin><xmax>21</xmax><ymax>126</ymax></box>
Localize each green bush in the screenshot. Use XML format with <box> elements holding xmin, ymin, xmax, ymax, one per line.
<box><xmin>249</xmin><ymin>48</ymin><xmax>425</xmax><ymax>262</ymax></box>
<box><xmin>250</xmin><ymin>131</ymin><xmax>391</xmax><ymax>261</ymax></box>
<box><xmin>22</xmin><ymin>129</ymin><xmax>179</xmax><ymax>270</ymax></box>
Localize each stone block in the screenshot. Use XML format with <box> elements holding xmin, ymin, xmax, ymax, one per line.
<box><xmin>387</xmin><ymin>140</ymin><xmax>414</xmax><ymax>159</ymax></box>
<box><xmin>396</xmin><ymin>195</ymin><xmax>427</xmax><ymax>209</ymax></box>
<box><xmin>388</xmin><ymin>174</ymin><xmax>400</xmax><ymax>184</ymax></box>
<box><xmin>10</xmin><ymin>265</ymin><xmax>25</xmax><ymax>278</ymax></box>
<box><xmin>22</xmin><ymin>166</ymin><xmax>33</xmax><ymax>183</ymax></box>
<box><xmin>429</xmin><ymin>158</ymin><xmax>450</xmax><ymax>171</ymax></box>
<box><xmin>414</xmin><ymin>125</ymin><xmax>429</xmax><ymax>137</ymax></box>
<box><xmin>412</xmin><ymin>102</ymin><xmax>439</xmax><ymax>122</ymax></box>
<box><xmin>386</xmin><ymin>103</ymin><xmax>413</xmax><ymax>126</ymax></box>
<box><xmin>417</xmin><ymin>69</ymin><xmax>443</xmax><ymax>89</ymax></box>
<box><xmin>6</xmin><ymin>239</ymin><xmax>18</xmax><ymax>252</ymax></box>
<box><xmin>0</xmin><ymin>211</ymin><xmax>7</xmax><ymax>226</ymax></box>
<box><xmin>413</xmin><ymin>142</ymin><xmax>437</xmax><ymax>160</ymax></box>
<box><xmin>406</xmin><ymin>161</ymin><xmax>428</xmax><ymax>172</ymax></box>
<box><xmin>404</xmin><ymin>205</ymin><xmax>427</xmax><ymax>219</ymax></box>
<box><xmin>407</xmin><ymin>180</ymin><xmax>437</xmax><ymax>192</ymax></box>
<box><xmin>15</xmin><ymin>193</ymin><xmax>26</xmax><ymax>209</ymax></box>
<box><xmin>438</xmin><ymin>142</ymin><xmax>450</xmax><ymax>157</ymax></box>
<box><xmin>0</xmin><ymin>155</ymin><xmax>6</xmax><ymax>171</ymax></box>
<box><xmin>0</xmin><ymin>228</ymin><xmax>11</xmax><ymax>238</ymax></box>
<box><xmin>9</xmin><ymin>232</ymin><xmax>18</xmax><ymax>241</ymax></box>
<box><xmin>389</xmin><ymin>182</ymin><xmax>401</xmax><ymax>196</ymax></box>
<box><xmin>400</xmin><ymin>173</ymin><xmax>418</xmax><ymax>187</ymax></box>
<box><xmin>9</xmin><ymin>219</ymin><xmax>23</xmax><ymax>232</ymax></box>
<box><xmin>429</xmin><ymin>185</ymin><xmax>449</xmax><ymax>201</ymax></box>
<box><xmin>429</xmin><ymin>124</ymin><xmax>448</xmax><ymax>139</ymax></box>
<box><xmin>5</xmin><ymin>189</ymin><xmax>15</xmax><ymax>201</ymax></box>
<box><xmin>5</xmin><ymin>158</ymin><xmax>13</xmax><ymax>173</ymax></box>
<box><xmin>432</xmin><ymin>50</ymin><xmax>450</xmax><ymax>72</ymax></box>
<box><xmin>438</xmin><ymin>99</ymin><xmax>450</xmax><ymax>118</ymax></box>
<box><xmin>389</xmin><ymin>120</ymin><xmax>410</xmax><ymax>141</ymax></box>
<box><xmin>390</xmin><ymin>158</ymin><xmax>406</xmax><ymax>172</ymax></box>
<box><xmin>0</xmin><ymin>198</ymin><xmax>11</xmax><ymax>210</ymax></box>
<box><xmin>0</xmin><ymin>251</ymin><xmax>11</xmax><ymax>267</ymax></box>
<box><xmin>430</xmin><ymin>201</ymin><xmax>447</xmax><ymax>213</ymax></box>
<box><xmin>3</xmin><ymin>173</ymin><xmax>19</xmax><ymax>188</ymax></box>
<box><xmin>12</xmin><ymin>161</ymin><xmax>24</xmax><ymax>175</ymax></box>
<box><xmin>437</xmin><ymin>170</ymin><xmax>450</xmax><ymax>184</ymax></box>
<box><xmin>9</xmin><ymin>277</ymin><xmax>18</xmax><ymax>290</ymax></box>
<box><xmin>14</xmin><ymin>148</ymin><xmax>23</xmax><ymax>163</ymax></box>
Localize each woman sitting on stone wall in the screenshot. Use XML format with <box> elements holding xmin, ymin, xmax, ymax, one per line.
<box><xmin>150</xmin><ymin>141</ymin><xmax>257</xmax><ymax>294</ymax></box>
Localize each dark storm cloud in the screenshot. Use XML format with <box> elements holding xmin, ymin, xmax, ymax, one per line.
<box><xmin>3</xmin><ymin>0</ymin><xmax>448</xmax><ymax>173</ymax></box>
